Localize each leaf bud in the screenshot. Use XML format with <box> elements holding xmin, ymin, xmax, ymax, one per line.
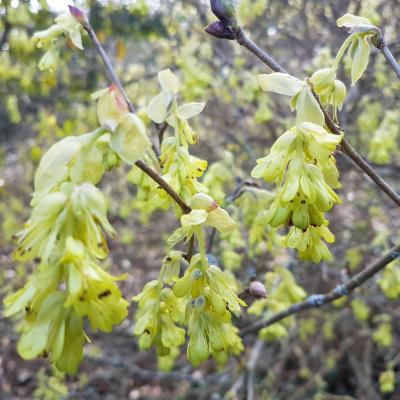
<box><xmin>210</xmin><ymin>0</ymin><xmax>237</xmax><ymax>27</ymax></box>
<box><xmin>204</xmin><ymin>21</ymin><xmax>234</xmax><ymax>40</ymax></box>
<box><xmin>249</xmin><ymin>280</ymin><xmax>268</xmax><ymax>299</ymax></box>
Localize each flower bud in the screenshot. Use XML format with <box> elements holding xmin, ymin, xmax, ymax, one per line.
<box><xmin>68</xmin><ymin>5</ymin><xmax>87</xmax><ymax>24</ymax></box>
<box><xmin>249</xmin><ymin>281</ymin><xmax>268</xmax><ymax>298</ymax></box>
<box><xmin>332</xmin><ymin>79</ymin><xmax>347</xmax><ymax>110</ymax></box>
<box><xmin>310</xmin><ymin>68</ymin><xmax>335</xmax><ymax>94</ymax></box>
<box><xmin>190</xmin><ymin>193</ymin><xmax>218</xmax><ymax>211</ymax></box>
<box><xmin>210</xmin><ymin>0</ymin><xmax>237</xmax><ymax>27</ymax></box>
<box><xmin>204</xmin><ymin>21</ymin><xmax>234</xmax><ymax>40</ymax></box>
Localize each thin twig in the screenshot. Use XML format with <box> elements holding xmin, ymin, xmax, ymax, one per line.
<box><xmin>185</xmin><ymin>235</ymin><xmax>195</xmax><ymax>261</ymax></box>
<box><xmin>240</xmin><ymin>243</ymin><xmax>400</xmax><ymax>335</ymax></box>
<box><xmin>81</xmin><ymin>19</ymin><xmax>191</xmax><ymax>214</ymax></box>
<box><xmin>226</xmin><ymin>26</ymin><xmax>400</xmax><ymax>207</ymax></box>
<box><xmin>371</xmin><ymin>34</ymin><xmax>400</xmax><ymax>80</ymax></box>
<box><xmin>246</xmin><ymin>339</ymin><xmax>265</xmax><ymax>400</ymax></box>
<box><xmin>380</xmin><ymin>45</ymin><xmax>400</xmax><ymax>80</ymax></box>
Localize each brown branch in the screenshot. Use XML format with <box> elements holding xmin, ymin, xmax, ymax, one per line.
<box><xmin>240</xmin><ymin>243</ymin><xmax>400</xmax><ymax>336</ymax></box>
<box><xmin>80</xmin><ymin>19</ymin><xmax>190</xmax><ymax>214</ymax></box>
<box><xmin>224</xmin><ymin>26</ymin><xmax>400</xmax><ymax>207</ymax></box>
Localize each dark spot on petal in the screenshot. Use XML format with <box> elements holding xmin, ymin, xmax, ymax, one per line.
<box><xmin>98</xmin><ymin>289</ymin><xmax>111</xmax><ymax>299</ymax></box>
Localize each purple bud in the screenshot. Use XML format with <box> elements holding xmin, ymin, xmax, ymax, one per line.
<box><xmin>68</xmin><ymin>5</ymin><xmax>87</xmax><ymax>24</ymax></box>
<box><xmin>205</xmin><ymin>21</ymin><xmax>235</xmax><ymax>40</ymax></box>
<box><xmin>249</xmin><ymin>281</ymin><xmax>268</xmax><ymax>299</ymax></box>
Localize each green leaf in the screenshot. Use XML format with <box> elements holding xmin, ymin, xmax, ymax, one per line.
<box><xmin>109</xmin><ymin>113</ymin><xmax>151</xmax><ymax>165</ymax></box>
<box><xmin>351</xmin><ymin>36</ymin><xmax>370</xmax><ymax>84</ymax></box>
<box><xmin>158</xmin><ymin>69</ymin><xmax>180</xmax><ymax>93</ymax></box>
<box><xmin>295</xmin><ymin>87</ymin><xmax>325</xmax><ymax>126</ymax></box>
<box><xmin>337</xmin><ymin>13</ymin><xmax>372</xmax><ymax>28</ymax></box>
<box><xmin>181</xmin><ymin>209</ymin><xmax>208</xmax><ymax>227</ymax></box>
<box><xmin>176</xmin><ymin>102</ymin><xmax>206</xmax><ymax>119</ymax></box>
<box><xmin>258</xmin><ymin>73</ymin><xmax>305</xmax><ymax>96</ymax></box>
<box><xmin>146</xmin><ymin>92</ymin><xmax>172</xmax><ymax>124</ymax></box>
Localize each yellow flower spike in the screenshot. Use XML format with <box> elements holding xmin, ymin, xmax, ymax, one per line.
<box><xmin>92</xmin><ymin>84</ymin><xmax>129</xmax><ymax>131</ymax></box>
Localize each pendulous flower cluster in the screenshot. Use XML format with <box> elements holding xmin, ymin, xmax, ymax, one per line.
<box><xmin>252</xmin><ymin>121</ymin><xmax>342</xmax><ymax>262</ymax></box>
<box><xmin>5</xmin><ymin>29</ymin><xmax>156</xmax><ymax>371</ymax></box>
<box><xmin>133</xmin><ymin>193</ymin><xmax>244</xmax><ymax>367</ymax></box>
<box><xmin>144</xmin><ymin>69</ymin><xmax>209</xmax><ymax>207</ymax></box>
<box><xmin>251</xmin><ymin>13</ymin><xmax>378</xmax><ymax>263</ymax></box>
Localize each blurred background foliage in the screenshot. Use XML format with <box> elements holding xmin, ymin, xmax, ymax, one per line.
<box><xmin>1</xmin><ymin>0</ymin><xmax>400</xmax><ymax>399</ymax></box>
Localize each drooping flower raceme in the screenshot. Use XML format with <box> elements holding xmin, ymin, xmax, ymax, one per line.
<box><xmin>251</xmin><ymin>26</ymin><xmax>356</xmax><ymax>264</ymax></box>
<box><xmin>32</xmin><ymin>12</ymin><xmax>84</xmax><ymax>72</ymax></box>
<box><xmin>145</xmin><ymin>69</ymin><xmax>209</xmax><ymax>207</ymax></box>
<box><xmin>251</xmin><ymin>107</ymin><xmax>342</xmax><ymax>261</ymax></box>
<box><xmin>5</xmin><ymin>39</ymin><xmax>155</xmax><ymax>372</ymax></box>
<box><xmin>133</xmin><ymin>193</ymin><xmax>244</xmax><ymax>368</ymax></box>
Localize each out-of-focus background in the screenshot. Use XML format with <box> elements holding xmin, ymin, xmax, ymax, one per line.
<box><xmin>1</xmin><ymin>0</ymin><xmax>400</xmax><ymax>399</ymax></box>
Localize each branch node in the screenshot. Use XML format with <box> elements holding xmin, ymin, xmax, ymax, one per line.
<box><xmin>334</xmin><ymin>284</ymin><xmax>349</xmax><ymax>296</ymax></box>
<box><xmin>307</xmin><ymin>294</ymin><xmax>325</xmax><ymax>307</ymax></box>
